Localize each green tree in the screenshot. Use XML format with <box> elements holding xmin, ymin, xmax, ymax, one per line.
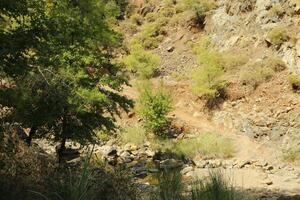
<box><xmin>0</xmin><ymin>0</ymin><xmax>132</xmax><ymax>150</ymax></box>
<box><xmin>192</xmin><ymin>38</ymin><xmax>226</xmax><ymax>99</ymax></box>
<box><xmin>138</xmin><ymin>82</ymin><xmax>172</xmax><ymax>136</ymax></box>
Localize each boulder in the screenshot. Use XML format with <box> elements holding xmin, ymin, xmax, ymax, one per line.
<box><xmin>99</xmin><ymin>145</ymin><xmax>117</xmax><ymax>157</ymax></box>
<box><xmin>159</xmin><ymin>159</ymin><xmax>184</xmax><ymax>170</ymax></box>
<box><xmin>181</xmin><ymin>166</ymin><xmax>194</xmax><ymax>175</ymax></box>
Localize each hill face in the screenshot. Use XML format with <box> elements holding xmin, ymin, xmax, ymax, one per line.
<box><xmin>3</xmin><ymin>1</ymin><xmax>300</xmax><ymax>199</ymax></box>
<box><xmin>118</xmin><ymin>0</ymin><xmax>300</xmax><ymax>197</ymax></box>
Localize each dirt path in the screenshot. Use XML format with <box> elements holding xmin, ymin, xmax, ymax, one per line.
<box><xmin>173</xmin><ymin>108</ymin><xmax>300</xmax><ymax>196</ymax></box>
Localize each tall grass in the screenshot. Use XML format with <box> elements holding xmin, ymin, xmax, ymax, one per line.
<box><xmin>25</xmin><ymin>151</ymin><xmax>137</xmax><ymax>200</ymax></box>
<box><xmin>190</xmin><ymin>172</ymin><xmax>249</xmax><ymax>200</ymax></box>
<box><xmin>42</xmin><ymin>151</ymin><xmax>97</xmax><ymax>200</ymax></box>
<box><xmin>156</xmin><ymin>170</ymin><xmax>185</xmax><ymax>200</ymax></box>
<box><xmin>155</xmin><ymin>170</ymin><xmax>250</xmax><ymax>200</ymax></box>
<box><xmin>121</xmin><ymin>125</ymin><xmax>147</xmax><ymax>146</ymax></box>
<box><xmin>176</xmin><ymin>132</ymin><xmax>235</xmax><ymax>159</ymax></box>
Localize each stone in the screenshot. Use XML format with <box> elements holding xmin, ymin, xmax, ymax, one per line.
<box><xmin>181</xmin><ymin>166</ymin><xmax>194</xmax><ymax>175</ymax></box>
<box><xmin>130</xmin><ymin>144</ymin><xmax>139</xmax><ymax>151</ymax></box>
<box><xmin>194</xmin><ymin>160</ymin><xmax>208</xmax><ymax>168</ymax></box>
<box><xmin>107</xmin><ymin>156</ymin><xmax>118</xmax><ymax>166</ymax></box>
<box><xmin>66</xmin><ymin>157</ymin><xmax>81</xmax><ymax>164</ymax></box>
<box><xmin>99</xmin><ymin>145</ymin><xmax>117</xmax><ymax>157</ymax></box>
<box><xmin>148</xmin><ymin>168</ymin><xmax>159</xmax><ymax>173</ymax></box>
<box><xmin>131</xmin><ymin>166</ymin><xmax>148</xmax><ymax>178</ymax></box>
<box><xmin>145</xmin><ymin>149</ymin><xmax>155</xmax><ymax>157</ymax></box>
<box><xmin>255</xmin><ymin>160</ymin><xmax>268</xmax><ymax>168</ymax></box>
<box><xmin>261</xmin><ymin>178</ymin><xmax>273</xmax><ymax>185</ymax></box>
<box><xmin>128</xmin><ymin>112</ymin><xmax>135</xmax><ymax>118</ymax></box>
<box><xmin>207</xmin><ymin>160</ymin><xmax>222</xmax><ymax>168</ymax></box>
<box><xmin>143</xmin><ymin>141</ymin><xmax>151</xmax><ymax>147</ymax></box>
<box><xmin>160</xmin><ymin>159</ymin><xmax>183</xmax><ymax>169</ymax></box>
<box><xmin>120</xmin><ymin>151</ymin><xmax>131</xmax><ymax>158</ymax></box>
<box><xmin>264</xmin><ymin>165</ymin><xmax>274</xmax><ymax>171</ymax></box>
<box><xmin>124</xmin><ymin>143</ymin><xmax>132</xmax><ymax>151</ymax></box>
<box><xmin>193</xmin><ymin>111</ymin><xmax>201</xmax><ymax>118</ymax></box>
<box><xmin>167</xmin><ymin>46</ymin><xmax>175</xmax><ymax>52</ymax></box>
<box><xmin>238</xmin><ymin>160</ymin><xmax>251</xmax><ymax>168</ymax></box>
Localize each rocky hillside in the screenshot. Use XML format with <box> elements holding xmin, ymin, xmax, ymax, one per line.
<box><xmin>18</xmin><ymin>0</ymin><xmax>300</xmax><ymax>199</ymax></box>
<box><xmin>113</xmin><ymin>0</ymin><xmax>300</xmax><ymax>198</ymax></box>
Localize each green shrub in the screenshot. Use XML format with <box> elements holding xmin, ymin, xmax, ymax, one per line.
<box><xmin>288</xmin><ymin>74</ymin><xmax>300</xmax><ymax>90</ymax></box>
<box><xmin>177</xmin><ymin>0</ymin><xmax>217</xmax><ymax>14</ymax></box>
<box><xmin>169</xmin><ymin>11</ymin><xmax>194</xmax><ymax>26</ymax></box>
<box><xmin>239</xmin><ymin>58</ymin><xmax>284</xmax><ymax>88</ymax></box>
<box><xmin>268</xmin><ymin>4</ymin><xmax>285</xmax><ymax>18</ymax></box>
<box><xmin>240</xmin><ymin>67</ymin><xmax>274</xmax><ymax>88</ymax></box>
<box><xmin>133</xmin><ymin>17</ymin><xmax>169</xmax><ymax>49</ymax></box>
<box><xmin>264</xmin><ymin>57</ymin><xmax>286</xmax><ymax>72</ymax></box>
<box><xmin>119</xmin><ymin>21</ymin><xmax>138</xmax><ymax>34</ymax></box>
<box><xmin>123</xmin><ymin>44</ymin><xmax>160</xmax><ymax>78</ymax></box>
<box><xmin>176</xmin><ymin>132</ymin><xmax>235</xmax><ymax>158</ymax></box>
<box><xmin>150</xmin><ymin>132</ymin><xmax>234</xmax><ymax>159</ymax></box>
<box><xmin>121</xmin><ymin>125</ymin><xmax>147</xmax><ymax>146</ymax></box>
<box><xmin>192</xmin><ymin>37</ymin><xmax>232</xmax><ymax>99</ymax></box>
<box><xmin>95</xmin><ymin>129</ymin><xmax>110</xmax><ymax>142</ymax></box>
<box><xmin>163</xmin><ymin>0</ymin><xmax>177</xmax><ymax>7</ymax></box>
<box><xmin>159</xmin><ymin>7</ymin><xmax>176</xmax><ymax>17</ymax></box>
<box><xmin>222</xmin><ymin>53</ymin><xmax>249</xmax><ymax>72</ymax></box>
<box><xmin>145</xmin><ymin>12</ymin><xmax>158</xmax><ymax>22</ymax></box>
<box><xmin>176</xmin><ymin>0</ymin><xmax>217</xmax><ymax>25</ymax></box>
<box><xmin>283</xmin><ymin>147</ymin><xmax>300</xmax><ymax>163</ymax></box>
<box><xmin>192</xmin><ymin>45</ymin><xmax>226</xmax><ymax>98</ymax></box>
<box><xmin>143</xmin><ymin>35</ymin><xmax>165</xmax><ymax>49</ymax></box>
<box><xmin>267</xmin><ymin>26</ymin><xmax>289</xmax><ymax>46</ymax></box>
<box><xmin>192</xmin><ymin>64</ymin><xmax>226</xmax><ymax>98</ymax></box>
<box><xmin>138</xmin><ymin>82</ymin><xmax>172</xmax><ymax>136</ymax></box>
<box><xmin>130</xmin><ymin>13</ymin><xmax>143</xmax><ymax>25</ymax></box>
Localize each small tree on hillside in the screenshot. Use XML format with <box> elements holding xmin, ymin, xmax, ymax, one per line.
<box><xmin>138</xmin><ymin>82</ymin><xmax>172</xmax><ymax>136</ymax></box>
<box><xmin>192</xmin><ymin>38</ymin><xmax>226</xmax><ymax>101</ymax></box>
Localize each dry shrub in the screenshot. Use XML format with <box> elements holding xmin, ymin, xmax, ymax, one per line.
<box><xmin>288</xmin><ymin>74</ymin><xmax>300</xmax><ymax>91</ymax></box>
<box><xmin>239</xmin><ymin>57</ymin><xmax>286</xmax><ymax>88</ymax></box>
<box><xmin>267</xmin><ymin>26</ymin><xmax>289</xmax><ymax>46</ymax></box>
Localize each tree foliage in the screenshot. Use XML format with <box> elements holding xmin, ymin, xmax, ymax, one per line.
<box><xmin>138</xmin><ymin>82</ymin><xmax>172</xmax><ymax>136</ymax></box>
<box><xmin>0</xmin><ymin>0</ymin><xmax>132</xmax><ymax>147</ymax></box>
<box><xmin>192</xmin><ymin>38</ymin><xmax>226</xmax><ymax>99</ymax></box>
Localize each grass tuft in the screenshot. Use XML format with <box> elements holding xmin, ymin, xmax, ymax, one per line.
<box><xmin>283</xmin><ymin>147</ymin><xmax>300</xmax><ymax>163</ymax></box>
<box><xmin>288</xmin><ymin>74</ymin><xmax>300</xmax><ymax>91</ymax></box>
<box><xmin>190</xmin><ymin>171</ymin><xmax>250</xmax><ymax>200</ymax></box>
<box><xmin>176</xmin><ymin>132</ymin><xmax>235</xmax><ymax>159</ymax></box>
<box><xmin>155</xmin><ymin>170</ymin><xmax>250</xmax><ymax>200</ymax></box>
<box><xmin>121</xmin><ymin>125</ymin><xmax>147</xmax><ymax>146</ymax></box>
<box><xmin>267</xmin><ymin>26</ymin><xmax>289</xmax><ymax>46</ymax></box>
<box><xmin>151</xmin><ymin>132</ymin><xmax>235</xmax><ymax>159</ymax></box>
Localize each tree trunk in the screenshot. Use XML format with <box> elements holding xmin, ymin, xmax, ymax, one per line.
<box><xmin>57</xmin><ymin>137</ymin><xmax>66</xmax><ymax>164</ymax></box>
<box><xmin>26</xmin><ymin>126</ymin><xmax>37</xmax><ymax>146</ymax></box>
<box><xmin>57</xmin><ymin>115</ymin><xmax>67</xmax><ymax>163</ymax></box>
